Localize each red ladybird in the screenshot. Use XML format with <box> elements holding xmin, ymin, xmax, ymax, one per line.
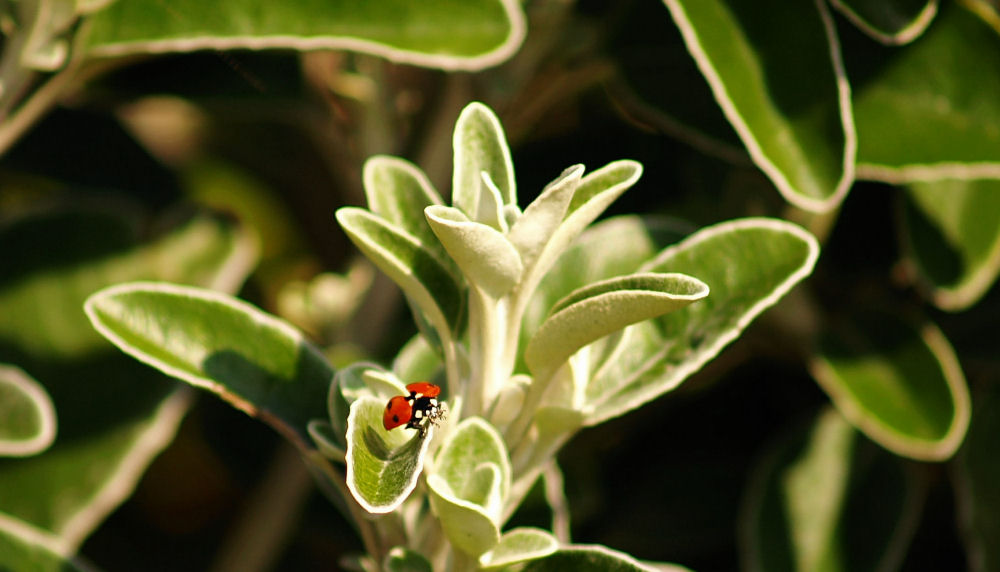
<box><xmin>383</xmin><ymin>382</ymin><xmax>446</xmax><ymax>437</ymax></box>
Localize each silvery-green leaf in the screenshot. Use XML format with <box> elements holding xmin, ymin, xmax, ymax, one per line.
<box><xmin>307</xmin><ymin>420</ymin><xmax>345</xmax><ymax>463</ymax></box>
<box><xmin>0</xmin><ymin>365</ymin><xmax>56</xmax><ymax>458</ymax></box>
<box><xmin>85</xmin><ymin>282</ymin><xmax>331</xmax><ymax>446</ymax></box>
<box><xmin>901</xmin><ymin>178</ymin><xmax>1000</xmax><ymax>311</ymax></box>
<box><xmin>425</xmin><ymin>205</ymin><xmax>523</xmax><ymax>298</ymax></box>
<box><xmin>434</xmin><ymin>417</ymin><xmax>511</xmax><ymax>503</ymax></box>
<box><xmin>346</xmin><ymin>397</ymin><xmax>432</xmax><ymax>514</ymax></box>
<box><xmin>427</xmin><ymin>472</ymin><xmax>502</xmax><ymax>557</ymax></box>
<box><xmin>453</xmin><ymin>102</ymin><xmax>516</xmax><ymax>217</ymax></box>
<box><xmin>507</xmin><ymin>164</ymin><xmax>584</xmax><ymax>286</ymax></box>
<box><xmin>812</xmin><ymin>311</ymin><xmax>970</xmax><ymax>461</ymax></box>
<box><xmin>479</xmin><ymin>527</ymin><xmax>559</xmax><ymax>569</ymax></box>
<box><xmin>392</xmin><ymin>335</ymin><xmax>442</xmax><ymax>383</ymax></box>
<box><xmin>525</xmin><ymin>273</ymin><xmax>708</xmax><ymax>383</ymax></box>
<box><xmin>586</xmin><ymin>218</ymin><xmax>819</xmax><ymax>425</ymax></box>
<box><xmin>363</xmin><ymin>156</ymin><xmax>453</xmax><ymax>272</ymax></box>
<box><xmin>336</xmin><ymin>207</ymin><xmax>463</xmax><ymax>335</ymax></box>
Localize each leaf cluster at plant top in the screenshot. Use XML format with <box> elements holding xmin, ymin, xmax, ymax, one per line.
<box><xmin>82</xmin><ymin>101</ymin><xmax>818</xmax><ymax>570</ymax></box>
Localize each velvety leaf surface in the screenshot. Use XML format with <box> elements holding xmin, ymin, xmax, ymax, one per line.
<box><xmin>812</xmin><ymin>311</ymin><xmax>970</xmax><ymax>460</ymax></box>
<box><xmin>452</xmin><ymin>102</ymin><xmax>517</xmax><ymax>218</ymax></box>
<box><xmin>902</xmin><ymin>178</ymin><xmax>1000</xmax><ymax>310</ymax></box>
<box><xmin>425</xmin><ymin>206</ymin><xmax>523</xmax><ymax>298</ymax></box>
<box><xmin>336</xmin><ymin>207</ymin><xmax>464</xmax><ymax>338</ymax></box>
<box><xmin>346</xmin><ymin>397</ymin><xmax>432</xmax><ymax>513</ymax></box>
<box><xmin>662</xmin><ymin>0</ymin><xmax>854</xmax><ymax>211</ymax></box>
<box><xmin>830</xmin><ymin>0</ymin><xmax>938</xmax><ymax>44</ymax></box>
<box><xmin>954</xmin><ymin>383</ymin><xmax>1000</xmax><ymax>572</ymax></box>
<box><xmin>525</xmin><ymin>273</ymin><xmax>708</xmax><ymax>383</ymax></box>
<box><xmin>479</xmin><ymin>527</ymin><xmax>558</xmax><ymax>569</ymax></box>
<box><xmin>84</xmin><ymin>0</ymin><xmax>526</xmax><ymax>71</ymax></box>
<box><xmin>85</xmin><ymin>282</ymin><xmax>331</xmax><ymax>446</ymax></box>
<box><xmin>585</xmin><ymin>218</ymin><xmax>819</xmax><ymax>425</ymax></box>
<box><xmin>852</xmin><ymin>3</ymin><xmax>1000</xmax><ymax>182</ymax></box>
<box><xmin>741</xmin><ymin>408</ymin><xmax>923</xmax><ymax>572</ymax></box>
<box><xmin>0</xmin><ymin>365</ymin><xmax>56</xmax><ymax>457</ymax></box>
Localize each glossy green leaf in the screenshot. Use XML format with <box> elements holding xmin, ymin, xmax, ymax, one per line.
<box><xmin>479</xmin><ymin>527</ymin><xmax>559</xmax><ymax>569</ymax></box>
<box><xmin>85</xmin><ymin>282</ymin><xmax>331</xmax><ymax>447</ymax></box>
<box><xmin>901</xmin><ymin>178</ymin><xmax>1000</xmax><ymax>311</ymax></box>
<box><xmin>954</xmin><ymin>382</ymin><xmax>1000</xmax><ymax>572</ymax></box>
<box><xmin>525</xmin><ymin>273</ymin><xmax>709</xmax><ymax>384</ymax></box>
<box><xmin>585</xmin><ymin>218</ymin><xmax>819</xmax><ymax>425</ymax></box>
<box><xmin>346</xmin><ymin>396</ymin><xmax>432</xmax><ymax>513</ymax></box>
<box><xmin>741</xmin><ymin>408</ymin><xmax>923</xmax><ymax>572</ymax></box>
<box><xmin>853</xmin><ymin>4</ymin><xmax>1000</xmax><ymax>182</ymax></box>
<box><xmin>0</xmin><ymin>514</ymin><xmax>94</xmax><ymax>572</ymax></box>
<box><xmin>662</xmin><ymin>0</ymin><xmax>854</xmax><ymax>211</ymax></box>
<box><xmin>812</xmin><ymin>311</ymin><xmax>970</xmax><ymax>460</ymax></box>
<box><xmin>336</xmin><ymin>207</ymin><xmax>464</xmax><ymax>337</ymax></box>
<box><xmin>522</xmin><ymin>545</ymin><xmax>660</xmax><ymax>571</ymax></box>
<box><xmin>84</xmin><ymin>0</ymin><xmax>526</xmax><ymax>71</ymax></box>
<box><xmin>0</xmin><ymin>365</ymin><xmax>56</xmax><ymax>457</ymax></box>
<box><xmin>829</xmin><ymin>0</ymin><xmax>938</xmax><ymax>44</ymax></box>
<box><xmin>452</xmin><ymin>102</ymin><xmax>516</xmax><ymax>218</ymax></box>
<box><xmin>425</xmin><ymin>205</ymin><xmax>523</xmax><ymax>298</ymax></box>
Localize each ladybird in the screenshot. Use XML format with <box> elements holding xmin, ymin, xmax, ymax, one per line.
<box><xmin>382</xmin><ymin>382</ymin><xmax>446</xmax><ymax>437</ymax></box>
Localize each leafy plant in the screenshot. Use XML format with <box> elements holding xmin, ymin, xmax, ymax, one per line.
<box><xmin>83</xmin><ymin>102</ymin><xmax>816</xmax><ymax>569</ymax></box>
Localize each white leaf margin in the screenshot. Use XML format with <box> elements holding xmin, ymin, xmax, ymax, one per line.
<box><xmin>0</xmin><ymin>365</ymin><xmax>56</xmax><ymax>457</ymax></box>
<box><xmin>662</xmin><ymin>0</ymin><xmax>857</xmax><ymax>213</ymax></box>
<box><xmin>85</xmin><ymin>0</ymin><xmax>527</xmax><ymax>72</ymax></box>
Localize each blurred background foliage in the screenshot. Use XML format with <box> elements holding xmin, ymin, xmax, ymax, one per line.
<box><xmin>1</xmin><ymin>0</ymin><xmax>998</xmax><ymax>570</ymax></box>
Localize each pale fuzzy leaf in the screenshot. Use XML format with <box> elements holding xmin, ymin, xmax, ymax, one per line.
<box><xmin>434</xmin><ymin>417</ymin><xmax>511</xmax><ymax>501</ymax></box>
<box><xmin>346</xmin><ymin>397</ymin><xmax>433</xmax><ymax>513</ymax></box>
<box><xmin>663</xmin><ymin>0</ymin><xmax>855</xmax><ymax>212</ymax></box>
<box><xmin>363</xmin><ymin>156</ymin><xmax>451</xmax><ymax>270</ymax></box>
<box><xmin>453</xmin><ymin>102</ymin><xmax>516</xmax><ymax>216</ymax></box>
<box><xmin>84</xmin><ymin>0</ymin><xmax>527</xmax><ymax>71</ymax></box>
<box><xmin>525</xmin><ymin>273</ymin><xmax>708</xmax><ymax>383</ymax></box>
<box><xmin>425</xmin><ymin>205</ymin><xmax>523</xmax><ymax>298</ymax></box>
<box><xmin>902</xmin><ymin>178</ymin><xmax>1000</xmax><ymax>311</ymax></box>
<box><xmin>427</xmin><ymin>473</ymin><xmax>502</xmax><ymax>556</ymax></box>
<box><xmin>811</xmin><ymin>311</ymin><xmax>970</xmax><ymax>461</ymax></box>
<box><xmin>477</xmin><ymin>172</ymin><xmax>509</xmax><ymax>232</ymax></box>
<box><xmin>507</xmin><ymin>164</ymin><xmax>585</xmax><ymax>282</ymax></box>
<box><xmin>585</xmin><ymin>218</ymin><xmax>819</xmax><ymax>425</ymax></box>
<box><xmin>307</xmin><ymin>420</ymin><xmax>345</xmax><ymax>463</ymax></box>
<box><xmin>479</xmin><ymin>527</ymin><xmax>559</xmax><ymax>569</ymax></box>
<box><xmin>336</xmin><ymin>207</ymin><xmax>463</xmax><ymax>335</ymax></box>
<box><xmin>0</xmin><ymin>365</ymin><xmax>57</xmax><ymax>457</ymax></box>
<box><xmin>85</xmin><ymin>282</ymin><xmax>331</xmax><ymax>445</ymax></box>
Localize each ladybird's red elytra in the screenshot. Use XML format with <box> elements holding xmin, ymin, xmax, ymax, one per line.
<box><xmin>382</xmin><ymin>382</ymin><xmax>446</xmax><ymax>437</ymax></box>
